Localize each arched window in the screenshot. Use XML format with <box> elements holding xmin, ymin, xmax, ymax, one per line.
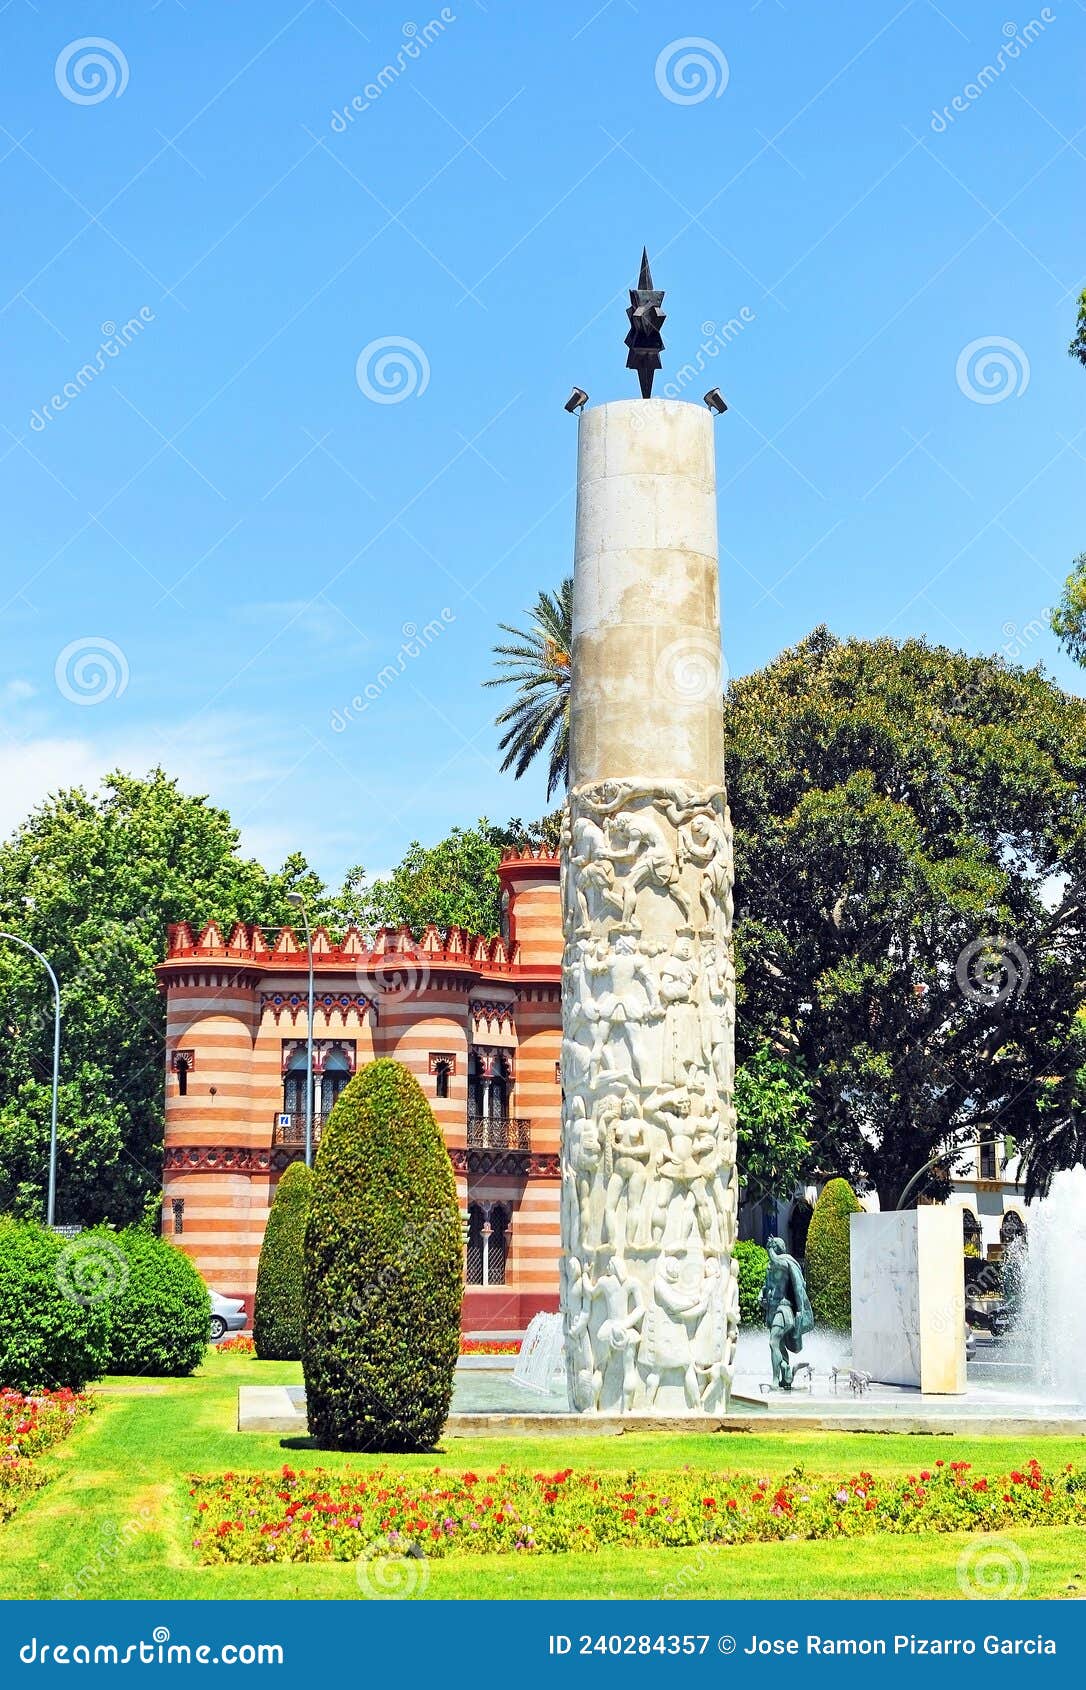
<box><xmin>962</xmin><ymin>1208</ymin><xmax>982</xmax><ymax>1253</ymax></box>
<box><xmin>1000</xmin><ymin>1210</ymin><xmax>1026</xmax><ymax>1247</ymax></box>
<box><xmin>318</xmin><ymin>1050</ymin><xmax>350</xmax><ymax>1118</ymax></box>
<box><xmin>176</xmin><ymin>1059</ymin><xmax>188</xmax><ymax>1097</ymax></box>
<box><xmin>434</xmin><ymin>1060</ymin><xmax>451</xmax><ymax>1100</ymax></box>
<box><xmin>465</xmin><ymin>1202</ymin><xmax>509</xmax><ymax>1286</ymax></box>
<box><xmin>283</xmin><ymin>1054</ymin><xmax>308</xmax><ymax>1119</ymax></box>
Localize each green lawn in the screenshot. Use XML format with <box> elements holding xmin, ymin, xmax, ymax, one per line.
<box><xmin>3</xmin><ymin>1352</ymin><xmax>1085</xmax><ymax>1601</ymax></box>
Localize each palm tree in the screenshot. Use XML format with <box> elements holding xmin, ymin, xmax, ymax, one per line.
<box><xmin>484</xmin><ymin>579</ymin><xmax>572</xmax><ymax>799</ymax></box>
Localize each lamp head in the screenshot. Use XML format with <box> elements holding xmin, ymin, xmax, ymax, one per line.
<box><xmin>703</xmin><ymin>388</ymin><xmax>728</xmax><ymax>415</ymax></box>
<box><xmin>564</xmin><ymin>387</ymin><xmax>589</xmax><ymax>414</ymax></box>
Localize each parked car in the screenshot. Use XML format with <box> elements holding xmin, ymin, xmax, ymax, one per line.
<box><xmin>208</xmin><ymin>1289</ymin><xmax>247</xmax><ymax>1342</ymax></box>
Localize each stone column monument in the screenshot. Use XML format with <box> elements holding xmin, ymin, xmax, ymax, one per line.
<box><xmin>560</xmin><ymin>254</ymin><xmax>738</xmax><ymax>1415</ymax></box>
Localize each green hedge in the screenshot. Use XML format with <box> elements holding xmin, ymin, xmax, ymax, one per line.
<box><xmin>254</xmin><ymin>1161</ymin><xmax>313</xmax><ymax>1360</ymax></box>
<box><xmin>101</xmin><ymin>1230</ymin><xmax>210</xmax><ymax>1376</ymax></box>
<box><xmin>805</xmin><ymin>1177</ymin><xmax>862</xmax><ymax>1329</ymax></box>
<box><xmin>303</xmin><ymin>1059</ymin><xmax>462</xmax><ymax>1452</ymax></box>
<box><xmin>0</xmin><ymin>1220</ymin><xmax>112</xmax><ymax>1391</ymax></box>
<box><xmin>733</xmin><ymin>1240</ymin><xmax>769</xmax><ymax>1326</ymax></box>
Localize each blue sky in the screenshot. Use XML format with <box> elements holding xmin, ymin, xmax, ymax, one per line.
<box><xmin>1</xmin><ymin>0</ymin><xmax>1083</xmax><ymax>888</ymax></box>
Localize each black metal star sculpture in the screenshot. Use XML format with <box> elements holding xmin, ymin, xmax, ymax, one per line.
<box><xmin>624</xmin><ymin>247</ymin><xmax>666</xmax><ymax>398</ymax></box>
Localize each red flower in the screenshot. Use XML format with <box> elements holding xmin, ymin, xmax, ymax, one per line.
<box><xmin>621</xmin><ymin>1509</ymin><xmax>637</xmax><ymax>1522</ymax></box>
<box><xmin>543</xmin><ymin>1489</ymin><xmax>558</xmax><ymax>1504</ymax></box>
<box><xmin>725</xmin><ymin>1499</ymin><xmax>737</xmax><ymax>1511</ymax></box>
<box><xmin>702</xmin><ymin>1497</ymin><xmax>717</xmax><ymax>1510</ymax></box>
<box><xmin>865</xmin><ymin>1499</ymin><xmax>876</xmax><ymax>1511</ymax></box>
<box><xmin>935</xmin><ymin>1459</ymin><xmax>944</xmax><ymax>1467</ymax></box>
<box><xmin>972</xmin><ymin>1479</ymin><xmax>988</xmax><ymax>1493</ymax></box>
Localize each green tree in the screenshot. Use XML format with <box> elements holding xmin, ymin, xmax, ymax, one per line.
<box><xmin>726</xmin><ymin>629</ymin><xmax>1086</xmax><ymax>1210</ymax></box>
<box><xmin>734</xmin><ymin>1045</ymin><xmax>811</xmax><ymax>1204</ymax></box>
<box><xmin>0</xmin><ymin>769</ymin><xmax>331</xmax><ymax>1226</ymax></box>
<box><xmin>1069</xmin><ymin>287</ymin><xmax>1086</xmax><ymax>369</ymax></box>
<box><xmin>344</xmin><ymin>814</ymin><xmax>562</xmax><ymax>939</ymax></box>
<box><xmin>484</xmin><ymin>579</ymin><xmax>572</xmax><ymax>798</ymax></box>
<box><xmin>303</xmin><ymin>1059</ymin><xmax>461</xmax><ymax>1452</ymax></box>
<box><xmin>1049</xmin><ymin>553</ymin><xmax>1086</xmax><ymax>668</ymax></box>
<box><xmin>348</xmin><ymin>821</ymin><xmax>508</xmax><ymax>937</ymax></box>
<box><xmin>253</xmin><ymin>1161</ymin><xmax>313</xmax><ymax>1360</ymax></box>
<box><xmin>101</xmin><ymin>1230</ymin><xmax>210</xmax><ymax>1376</ymax></box>
<box><xmin>0</xmin><ymin>1219</ymin><xmax>112</xmax><ymax>1390</ymax></box>
<box><xmin>733</xmin><ymin>1239</ymin><xmax>769</xmax><ymax>1327</ymax></box>
<box><xmin>804</xmin><ymin>1177</ymin><xmax>862</xmax><ymax>1330</ymax></box>
<box><xmin>1022</xmin><ymin>1014</ymin><xmax>1086</xmax><ymax>1200</ymax></box>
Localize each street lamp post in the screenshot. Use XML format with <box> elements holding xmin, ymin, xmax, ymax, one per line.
<box><xmin>286</xmin><ymin>894</ymin><xmax>315</xmax><ymax>1167</ymax></box>
<box><xmin>0</xmin><ymin>932</ymin><xmax>61</xmax><ymax>1226</ymax></box>
<box><xmin>895</xmin><ymin>1136</ymin><xmax>1004</xmax><ymax>1210</ymax></box>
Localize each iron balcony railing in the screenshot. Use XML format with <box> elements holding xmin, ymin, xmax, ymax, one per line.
<box><xmin>272</xmin><ymin>1112</ymin><xmax>327</xmax><ymax>1148</ymax></box>
<box><xmin>466</xmin><ymin>1114</ymin><xmax>531</xmax><ymax>1153</ymax></box>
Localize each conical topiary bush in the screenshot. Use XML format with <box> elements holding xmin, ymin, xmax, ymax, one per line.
<box><xmin>254</xmin><ymin>1160</ymin><xmax>313</xmax><ymax>1360</ymax></box>
<box><xmin>302</xmin><ymin>1059</ymin><xmax>462</xmax><ymax>1451</ymax></box>
<box><xmin>804</xmin><ymin>1176</ymin><xmax>862</xmax><ymax>1329</ymax></box>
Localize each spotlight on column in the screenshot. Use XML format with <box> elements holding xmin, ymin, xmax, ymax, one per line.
<box><xmin>703</xmin><ymin>388</ymin><xmax>728</xmax><ymax>415</ymax></box>
<box><xmin>564</xmin><ymin>387</ymin><xmax>589</xmax><ymax>414</ymax></box>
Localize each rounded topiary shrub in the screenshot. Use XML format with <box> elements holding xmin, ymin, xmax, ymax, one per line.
<box><xmin>733</xmin><ymin>1239</ymin><xmax>769</xmax><ymax>1326</ymax></box>
<box><xmin>804</xmin><ymin>1177</ymin><xmax>862</xmax><ymax>1329</ymax></box>
<box><xmin>102</xmin><ymin>1230</ymin><xmax>210</xmax><ymax>1376</ymax></box>
<box><xmin>254</xmin><ymin>1160</ymin><xmax>313</xmax><ymax>1360</ymax></box>
<box><xmin>0</xmin><ymin>1219</ymin><xmax>112</xmax><ymax>1391</ymax></box>
<box><xmin>303</xmin><ymin>1059</ymin><xmax>462</xmax><ymax>1452</ymax></box>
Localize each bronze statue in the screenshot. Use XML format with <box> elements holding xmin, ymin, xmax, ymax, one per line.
<box><xmin>760</xmin><ymin>1234</ymin><xmax>814</xmax><ymax>1390</ymax></box>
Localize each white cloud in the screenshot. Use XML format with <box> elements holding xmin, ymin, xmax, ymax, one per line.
<box><xmin>1</xmin><ymin>679</ymin><xmax>37</xmax><ymax>706</ymax></box>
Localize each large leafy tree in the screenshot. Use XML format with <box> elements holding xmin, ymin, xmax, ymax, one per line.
<box><xmin>0</xmin><ymin>769</ymin><xmax>330</xmax><ymax>1226</ymax></box>
<box><xmin>1070</xmin><ymin>287</ymin><xmax>1086</xmax><ymax>369</ymax></box>
<box><xmin>484</xmin><ymin>579</ymin><xmax>572</xmax><ymax>799</ymax></box>
<box><xmin>345</xmin><ymin>814</ymin><xmax>561</xmax><ymax>939</ymax></box>
<box><xmin>1050</xmin><ymin>553</ymin><xmax>1086</xmax><ymax>668</ymax></box>
<box><xmin>726</xmin><ymin>629</ymin><xmax>1086</xmax><ymax>1210</ymax></box>
<box><xmin>734</xmin><ymin>1044</ymin><xmax>812</xmax><ymax>1205</ymax></box>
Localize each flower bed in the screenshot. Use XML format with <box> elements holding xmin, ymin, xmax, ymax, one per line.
<box><xmin>189</xmin><ymin>1457</ymin><xmax>1086</xmax><ymax>1564</ymax></box>
<box><xmin>216</xmin><ymin>1336</ymin><xmax>256</xmax><ymax>1356</ymax></box>
<box><xmin>459</xmin><ymin>1340</ymin><xmax>521</xmax><ymax>1356</ymax></box>
<box><xmin>0</xmin><ymin>1389</ymin><xmax>94</xmax><ymax>1523</ymax></box>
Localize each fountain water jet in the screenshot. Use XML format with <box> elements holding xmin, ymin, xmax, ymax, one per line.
<box><xmin>1021</xmin><ymin>1165</ymin><xmax>1086</xmax><ymax>1404</ymax></box>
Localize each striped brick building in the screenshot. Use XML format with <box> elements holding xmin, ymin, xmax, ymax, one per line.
<box><xmin>158</xmin><ymin>848</ymin><xmax>562</xmax><ymax>1332</ymax></box>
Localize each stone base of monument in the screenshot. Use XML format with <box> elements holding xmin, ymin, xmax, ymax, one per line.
<box><xmin>236</xmin><ymin>1378</ymin><xmax>1086</xmax><ymax>1438</ymax></box>
<box><xmin>849</xmin><ymin>1208</ymin><xmax>967</xmax><ymax>1393</ymax></box>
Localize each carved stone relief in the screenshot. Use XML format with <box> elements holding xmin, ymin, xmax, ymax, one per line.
<box><xmin>560</xmin><ymin>779</ymin><xmax>738</xmax><ymax>1414</ymax></box>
